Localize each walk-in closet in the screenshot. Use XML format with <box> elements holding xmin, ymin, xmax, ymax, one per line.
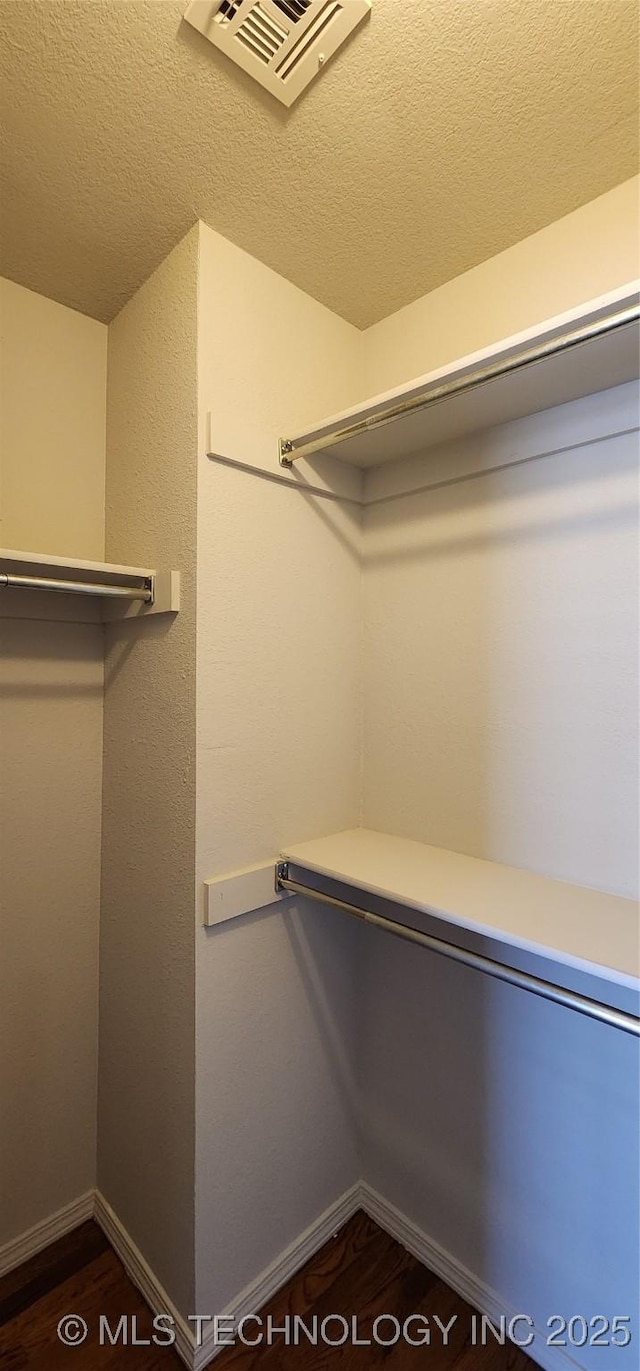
<box><xmin>1</xmin><ymin>4</ymin><xmax>638</xmax><ymax>1370</ymax></box>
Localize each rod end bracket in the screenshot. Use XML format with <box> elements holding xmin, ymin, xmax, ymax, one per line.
<box><xmin>279</xmin><ymin>439</ymin><xmax>295</xmax><ymax>468</ymax></box>
<box><xmin>275</xmin><ymin>860</ymin><xmax>289</xmax><ymax>891</ymax></box>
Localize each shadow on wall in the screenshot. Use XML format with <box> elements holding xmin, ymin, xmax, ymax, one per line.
<box><xmin>357</xmin><ymin>417</ymin><xmax>639</xmax><ymax>1358</ymax></box>
<box><xmin>283</xmin><ymin>898</ymin><xmax>362</xmax><ymax>1140</ymax></box>
<box><xmin>358</xmin><ymin>920</ymin><xmax>640</xmax><ymax>1363</ymax></box>
<box><xmin>363</xmin><ymin>432</ymin><xmax>639</xmax><ymax>567</ymax></box>
<box><xmin>362</xmin><ymin>428</ymin><xmax>639</xmax><ymax>894</ymax></box>
<box><xmin>196</xmin><ymin>897</ymin><xmax>361</xmax><ymax>1312</ymax></box>
<box><xmin>0</xmin><ymin>615</ymin><xmax>102</xmax><ymax>1245</ymax></box>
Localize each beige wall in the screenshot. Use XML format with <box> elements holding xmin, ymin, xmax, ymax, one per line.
<box><xmin>360</xmin><ymin>171</ymin><xmax>640</xmax><ymax>896</ymax></box>
<box><xmin>363</xmin><ymin>176</ymin><xmax>640</xmax><ymax>393</ymax></box>
<box><xmin>98</xmin><ymin>228</ymin><xmax>199</xmax><ymax>1315</ymax></box>
<box><xmin>195</xmin><ymin>224</ymin><xmax>364</xmax><ymax>1311</ymax></box>
<box><xmin>193</xmin><ymin>191</ymin><xmax>639</xmax><ymax>1319</ymax></box>
<box><xmin>358</xmin><ymin>182</ymin><xmax>640</xmax><ymax>1353</ymax></box>
<box><xmin>0</xmin><ymin>277</ymin><xmax>107</xmax><ymax>557</ymax></box>
<box><xmin>0</xmin><ymin>620</ymin><xmax>104</xmax><ymax>1247</ymax></box>
<box><xmin>0</xmin><ymin>282</ymin><xmax>106</xmax><ymax>1247</ymax></box>
<box><xmin>362</xmin><ymin>387</ymin><xmax>639</xmax><ymax>896</ymax></box>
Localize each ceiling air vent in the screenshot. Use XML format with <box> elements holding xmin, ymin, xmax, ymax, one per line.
<box><xmin>184</xmin><ymin>0</ymin><xmax>371</xmax><ymax>107</ymax></box>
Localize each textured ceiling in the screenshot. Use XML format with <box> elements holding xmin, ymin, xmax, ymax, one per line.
<box><xmin>0</xmin><ymin>0</ymin><xmax>638</xmax><ymax>328</ymax></box>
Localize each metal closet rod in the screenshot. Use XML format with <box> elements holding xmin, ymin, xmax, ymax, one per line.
<box><xmin>0</xmin><ymin>572</ymin><xmax>153</xmax><ymax>602</ymax></box>
<box><xmin>279</xmin><ymin>303</ymin><xmax>640</xmax><ymax>466</ymax></box>
<box><xmin>275</xmin><ymin>865</ymin><xmax>640</xmax><ymax>1038</ymax></box>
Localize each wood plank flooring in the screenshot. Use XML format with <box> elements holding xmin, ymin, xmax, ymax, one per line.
<box><xmin>0</xmin><ymin>1211</ymin><xmax>535</xmax><ymax>1369</ymax></box>
<box><xmin>0</xmin><ymin>1221</ymin><xmax>182</xmax><ymax>1370</ymax></box>
<box><xmin>215</xmin><ymin>1211</ymin><xmax>534</xmax><ymax>1370</ymax></box>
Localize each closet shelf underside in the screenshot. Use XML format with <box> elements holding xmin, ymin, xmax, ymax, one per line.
<box><xmin>279</xmin><ymin>283</ymin><xmax>640</xmax><ymax>470</ymax></box>
<box><xmin>280</xmin><ymin>829</ymin><xmax>639</xmax><ymax>995</ymax></box>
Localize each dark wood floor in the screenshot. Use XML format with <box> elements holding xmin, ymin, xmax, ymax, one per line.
<box><xmin>0</xmin><ymin>1211</ymin><xmax>535</xmax><ymax>1368</ymax></box>
<box><xmin>0</xmin><ymin>1220</ymin><xmax>181</xmax><ymax>1370</ymax></box>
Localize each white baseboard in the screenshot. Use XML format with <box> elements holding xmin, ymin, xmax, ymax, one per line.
<box><xmin>89</xmin><ymin>1183</ymin><xmax>588</xmax><ymax>1371</ymax></box>
<box><xmin>1</xmin><ymin>1183</ymin><xmax>588</xmax><ymax>1371</ymax></box>
<box><xmin>359</xmin><ymin>1183</ymin><xmax>584</xmax><ymax>1371</ymax></box>
<box><xmin>194</xmin><ymin>1182</ymin><xmax>363</xmax><ymax>1371</ymax></box>
<box><xmin>93</xmin><ymin>1191</ymin><xmax>195</xmax><ymax>1370</ymax></box>
<box><xmin>0</xmin><ymin>1191</ymin><xmax>95</xmax><ymax>1279</ymax></box>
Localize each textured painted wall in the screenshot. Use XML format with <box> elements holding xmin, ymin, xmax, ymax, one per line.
<box><xmin>363</xmin><ymin>393</ymin><xmax>639</xmax><ymax>897</ymax></box>
<box><xmin>99</xmin><ymin>228</ymin><xmax>199</xmax><ymax>1315</ymax></box>
<box><xmin>0</xmin><ymin>620</ymin><xmax>103</xmax><ymax>1247</ymax></box>
<box><xmin>0</xmin><ymin>276</ymin><xmax>107</xmax><ymax>557</ymax></box>
<box><xmin>361</xmin><ymin>179</ymin><xmax>640</xmax><ymax>893</ymax></box>
<box><xmin>360</xmin><ymin>397</ymin><xmax>639</xmax><ymax>1361</ymax></box>
<box><xmin>195</xmin><ymin>224</ymin><xmax>364</xmax><ymax>1311</ymax></box>
<box><xmin>358</xmin><ymin>201</ymin><xmax>640</xmax><ymax>1362</ymax></box>
<box><xmin>358</xmin><ymin>924</ymin><xmax>640</xmax><ymax>1368</ymax></box>
<box><xmin>192</xmin><ymin>197</ymin><xmax>639</xmax><ymax>1329</ymax></box>
<box><xmin>363</xmin><ymin>177</ymin><xmax>640</xmax><ymax>393</ymax></box>
<box><xmin>0</xmin><ymin>281</ymin><xmax>106</xmax><ymax>1246</ymax></box>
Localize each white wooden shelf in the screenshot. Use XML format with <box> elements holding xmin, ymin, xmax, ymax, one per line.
<box><xmin>279</xmin><ymin>284</ymin><xmax>640</xmax><ymax>470</ymax></box>
<box><xmin>280</xmin><ymin>828</ymin><xmax>639</xmax><ymax>994</ymax></box>
<box><xmin>0</xmin><ymin>547</ymin><xmax>180</xmax><ymax>621</ymax></box>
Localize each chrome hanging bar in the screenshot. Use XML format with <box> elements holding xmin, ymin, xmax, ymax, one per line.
<box><xmin>0</xmin><ymin>572</ymin><xmax>154</xmax><ymax>602</ymax></box>
<box><xmin>275</xmin><ymin>864</ymin><xmax>640</xmax><ymax>1037</ymax></box>
<box><xmin>279</xmin><ymin>303</ymin><xmax>640</xmax><ymax>466</ymax></box>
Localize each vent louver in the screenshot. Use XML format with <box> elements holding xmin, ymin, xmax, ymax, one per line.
<box><xmin>237</xmin><ymin>3</ymin><xmax>288</xmax><ymax>62</ymax></box>
<box><xmin>215</xmin><ymin>0</ymin><xmax>242</xmax><ymax>20</ymax></box>
<box><xmin>184</xmin><ymin>0</ymin><xmax>371</xmax><ymax>107</ymax></box>
<box><xmin>272</xmin><ymin>0</ymin><xmax>312</xmax><ymax>20</ymax></box>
